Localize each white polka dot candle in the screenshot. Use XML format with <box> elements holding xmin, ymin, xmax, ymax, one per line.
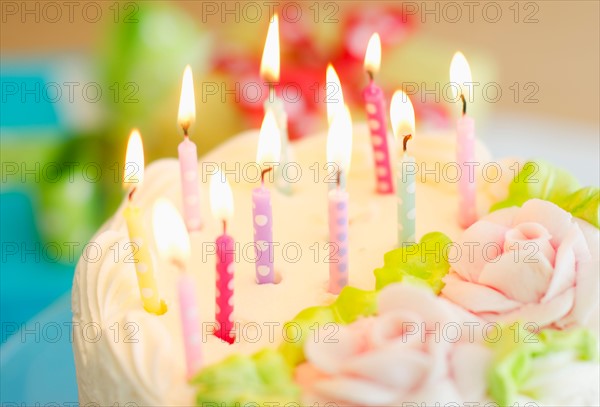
<box><xmin>123</xmin><ymin>129</ymin><xmax>163</xmax><ymax>314</ymax></box>
<box><xmin>253</xmin><ymin>109</ymin><xmax>281</xmax><ymax>284</ymax></box>
<box><xmin>177</xmin><ymin>65</ymin><xmax>203</xmax><ymax>231</ymax></box>
<box><xmin>326</xmin><ymin>106</ymin><xmax>353</xmax><ymax>294</ymax></box>
<box><xmin>209</xmin><ymin>170</ymin><xmax>236</xmax><ymax>344</ymax></box>
<box><xmin>390</xmin><ymin>91</ymin><xmax>417</xmax><ymax>247</ymax></box>
<box><xmin>152</xmin><ymin>198</ymin><xmax>202</xmax><ymax>379</ymax></box>
<box><xmin>362</xmin><ymin>33</ymin><xmax>394</xmax><ymax>194</ymax></box>
<box><xmin>261</xmin><ymin>13</ymin><xmax>292</xmax><ymax>196</ymax></box>
<box><xmin>450</xmin><ymin>52</ymin><xmax>478</xmax><ymax>228</ymax></box>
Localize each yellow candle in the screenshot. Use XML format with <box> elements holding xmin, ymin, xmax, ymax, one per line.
<box><xmin>124</xmin><ymin>204</ymin><xmax>162</xmax><ymax>313</ymax></box>
<box><xmin>124</xmin><ymin>129</ymin><xmax>164</xmax><ymax>314</ymax></box>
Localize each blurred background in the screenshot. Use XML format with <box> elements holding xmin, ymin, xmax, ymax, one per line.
<box><xmin>1</xmin><ymin>0</ymin><xmax>599</xmax><ymax>402</ymax></box>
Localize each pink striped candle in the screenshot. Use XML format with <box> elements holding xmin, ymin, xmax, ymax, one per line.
<box><xmin>252</xmin><ymin>185</ymin><xmax>274</xmax><ymax>284</ymax></box>
<box><xmin>457</xmin><ymin>114</ymin><xmax>477</xmax><ymax>228</ymax></box>
<box><xmin>215</xmin><ymin>232</ymin><xmax>235</xmax><ymax>343</ymax></box>
<box><xmin>178</xmin><ymin>273</ymin><xmax>203</xmax><ymax>378</ymax></box>
<box><xmin>363</xmin><ymin>33</ymin><xmax>394</xmax><ymax>194</ymax></box>
<box><xmin>328</xmin><ymin>186</ymin><xmax>349</xmax><ymax>294</ymax></box>
<box><xmin>178</xmin><ymin>65</ymin><xmax>202</xmax><ymax>231</ymax></box>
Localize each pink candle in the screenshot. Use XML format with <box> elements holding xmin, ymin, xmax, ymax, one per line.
<box><xmin>363</xmin><ymin>33</ymin><xmax>394</xmax><ymax>194</ymax></box>
<box><xmin>178</xmin><ymin>137</ymin><xmax>202</xmax><ymax>231</ymax></box>
<box><xmin>363</xmin><ymin>83</ymin><xmax>394</xmax><ymax>194</ymax></box>
<box><xmin>252</xmin><ymin>185</ymin><xmax>274</xmax><ymax>284</ymax></box>
<box><xmin>178</xmin><ymin>273</ymin><xmax>203</xmax><ymax>378</ymax></box>
<box><xmin>178</xmin><ymin>65</ymin><xmax>202</xmax><ymax>231</ymax></box>
<box><xmin>215</xmin><ymin>232</ymin><xmax>235</xmax><ymax>343</ymax></box>
<box><xmin>457</xmin><ymin>114</ymin><xmax>477</xmax><ymax>228</ymax></box>
<box><xmin>328</xmin><ymin>186</ymin><xmax>349</xmax><ymax>294</ymax></box>
<box><xmin>152</xmin><ymin>198</ymin><xmax>202</xmax><ymax>378</ymax></box>
<box><xmin>450</xmin><ymin>52</ymin><xmax>477</xmax><ymax>228</ymax></box>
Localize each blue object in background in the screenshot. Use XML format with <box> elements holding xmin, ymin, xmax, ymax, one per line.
<box><xmin>0</xmin><ymin>73</ymin><xmax>61</xmax><ymax>129</ymax></box>
<box><xmin>0</xmin><ymin>294</ymin><xmax>78</xmax><ymax>403</ymax></box>
<box><xmin>1</xmin><ymin>191</ymin><xmax>75</xmax><ymax>343</ymax></box>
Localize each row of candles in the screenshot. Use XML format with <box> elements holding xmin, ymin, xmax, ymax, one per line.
<box><xmin>121</xmin><ymin>14</ymin><xmax>477</xmax><ymax>378</ymax></box>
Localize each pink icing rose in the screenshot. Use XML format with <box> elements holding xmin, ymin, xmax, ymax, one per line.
<box><xmin>296</xmin><ymin>284</ymin><xmax>493</xmax><ymax>406</ymax></box>
<box><xmin>442</xmin><ymin>199</ymin><xmax>599</xmax><ymax>331</ymax></box>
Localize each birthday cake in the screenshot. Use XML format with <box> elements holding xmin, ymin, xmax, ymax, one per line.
<box><xmin>72</xmin><ymin>119</ymin><xmax>600</xmax><ymax>405</ymax></box>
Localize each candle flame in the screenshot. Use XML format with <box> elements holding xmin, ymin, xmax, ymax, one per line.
<box><xmin>256</xmin><ymin>109</ymin><xmax>282</xmax><ymax>166</ymax></box>
<box><xmin>326</xmin><ymin>105</ymin><xmax>353</xmax><ymax>175</ymax></box>
<box><xmin>390</xmin><ymin>90</ymin><xmax>415</xmax><ymax>139</ymax></box>
<box><xmin>260</xmin><ymin>14</ymin><xmax>280</xmax><ymax>83</ymax></box>
<box><xmin>363</xmin><ymin>33</ymin><xmax>381</xmax><ymax>75</ymax></box>
<box><xmin>326</xmin><ymin>64</ymin><xmax>345</xmax><ymax>125</ymax></box>
<box><xmin>178</xmin><ymin>65</ymin><xmax>196</xmax><ymax>132</ymax></box>
<box><xmin>449</xmin><ymin>52</ymin><xmax>473</xmax><ymax>102</ymax></box>
<box><xmin>209</xmin><ymin>170</ymin><xmax>234</xmax><ymax>223</ymax></box>
<box><xmin>124</xmin><ymin>129</ymin><xmax>144</xmax><ymax>186</ymax></box>
<box><xmin>152</xmin><ymin>198</ymin><xmax>191</xmax><ymax>265</ymax></box>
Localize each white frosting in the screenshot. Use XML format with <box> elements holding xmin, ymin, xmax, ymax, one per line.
<box><xmin>72</xmin><ymin>123</ymin><xmax>504</xmax><ymax>405</ymax></box>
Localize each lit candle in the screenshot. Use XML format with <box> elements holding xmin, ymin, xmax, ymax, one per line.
<box><xmin>253</xmin><ymin>109</ymin><xmax>281</xmax><ymax>284</ymax></box>
<box><xmin>326</xmin><ymin>106</ymin><xmax>353</xmax><ymax>294</ymax></box>
<box><xmin>122</xmin><ymin>129</ymin><xmax>164</xmax><ymax>314</ymax></box>
<box><xmin>261</xmin><ymin>13</ymin><xmax>291</xmax><ymax>195</ymax></box>
<box><xmin>391</xmin><ymin>91</ymin><xmax>417</xmax><ymax>247</ymax></box>
<box><xmin>209</xmin><ymin>170</ymin><xmax>235</xmax><ymax>344</ymax></box>
<box><xmin>363</xmin><ymin>33</ymin><xmax>394</xmax><ymax>194</ymax></box>
<box><xmin>326</xmin><ymin>64</ymin><xmax>347</xmax><ymax>190</ymax></box>
<box><xmin>450</xmin><ymin>52</ymin><xmax>477</xmax><ymax>228</ymax></box>
<box><xmin>177</xmin><ymin>65</ymin><xmax>203</xmax><ymax>231</ymax></box>
<box><xmin>152</xmin><ymin>198</ymin><xmax>201</xmax><ymax>378</ymax></box>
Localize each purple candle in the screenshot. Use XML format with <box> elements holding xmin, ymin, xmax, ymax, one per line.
<box><xmin>252</xmin><ymin>186</ymin><xmax>274</xmax><ymax>284</ymax></box>
<box><xmin>253</xmin><ymin>109</ymin><xmax>281</xmax><ymax>284</ymax></box>
<box><xmin>328</xmin><ymin>186</ymin><xmax>349</xmax><ymax>294</ymax></box>
<box><xmin>363</xmin><ymin>33</ymin><xmax>394</xmax><ymax>194</ymax></box>
<box><xmin>326</xmin><ymin>105</ymin><xmax>353</xmax><ymax>294</ymax></box>
<box><xmin>177</xmin><ymin>65</ymin><xmax>202</xmax><ymax>231</ymax></box>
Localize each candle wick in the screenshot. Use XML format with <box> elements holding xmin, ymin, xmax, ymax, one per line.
<box><xmin>460</xmin><ymin>93</ymin><xmax>467</xmax><ymax>116</ymax></box>
<box><xmin>172</xmin><ymin>258</ymin><xmax>186</xmax><ymax>274</ymax></box>
<box><xmin>403</xmin><ymin>134</ymin><xmax>412</xmax><ymax>153</ymax></box>
<box><xmin>336</xmin><ymin>169</ymin><xmax>341</xmax><ymax>188</ymax></box>
<box><xmin>181</xmin><ymin>123</ymin><xmax>190</xmax><ymax>137</ymax></box>
<box><xmin>261</xmin><ymin>167</ymin><xmax>273</xmax><ymax>185</ymax></box>
<box><xmin>367</xmin><ymin>70</ymin><xmax>374</xmax><ymax>81</ymax></box>
<box><xmin>128</xmin><ymin>187</ymin><xmax>137</xmax><ymax>201</ymax></box>
<box><xmin>222</xmin><ymin>220</ymin><xmax>227</xmax><ymax>235</ymax></box>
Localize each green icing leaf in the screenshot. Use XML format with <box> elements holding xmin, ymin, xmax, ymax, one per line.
<box><xmin>279</xmin><ymin>286</ymin><xmax>377</xmax><ymax>366</ymax></box>
<box><xmin>558</xmin><ymin>186</ymin><xmax>600</xmax><ymax>229</ymax></box>
<box><xmin>192</xmin><ymin>232</ymin><xmax>455</xmax><ymax>403</ymax></box>
<box><xmin>331</xmin><ymin>286</ymin><xmax>378</xmax><ymax>324</ymax></box>
<box><xmin>374</xmin><ymin>232</ymin><xmax>452</xmax><ymax>294</ymax></box>
<box><xmin>491</xmin><ymin>161</ymin><xmax>580</xmax><ymax>210</ymax></box>
<box><xmin>192</xmin><ymin>349</ymin><xmax>300</xmax><ymax>405</ymax></box>
<box><xmin>491</xmin><ymin>161</ymin><xmax>599</xmax><ymax>228</ymax></box>
<box><xmin>488</xmin><ymin>327</ymin><xmax>600</xmax><ymax>406</ymax></box>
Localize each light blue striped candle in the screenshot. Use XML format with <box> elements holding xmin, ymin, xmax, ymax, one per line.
<box><xmin>397</xmin><ymin>154</ymin><xmax>416</xmax><ymax>246</ymax></box>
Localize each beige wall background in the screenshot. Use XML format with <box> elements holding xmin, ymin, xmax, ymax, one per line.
<box><xmin>2</xmin><ymin>0</ymin><xmax>599</xmax><ymax>127</ymax></box>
